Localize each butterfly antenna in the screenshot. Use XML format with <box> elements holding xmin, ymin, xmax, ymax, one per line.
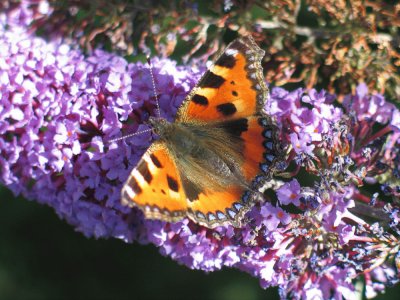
<box><xmin>147</xmin><ymin>56</ymin><xmax>161</xmax><ymax>119</ymax></box>
<box><xmin>107</xmin><ymin>128</ymin><xmax>153</xmax><ymax>143</ymax></box>
<box><xmin>107</xmin><ymin>57</ymin><xmax>160</xmax><ymax>144</ymax></box>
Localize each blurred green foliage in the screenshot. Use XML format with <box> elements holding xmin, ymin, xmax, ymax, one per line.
<box><xmin>2</xmin><ymin>186</ymin><xmax>400</xmax><ymax>299</ymax></box>
<box><xmin>0</xmin><ymin>186</ymin><xmax>279</xmax><ymax>300</ymax></box>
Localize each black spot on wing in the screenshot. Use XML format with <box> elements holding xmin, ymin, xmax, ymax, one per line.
<box><xmin>199</xmin><ymin>72</ymin><xmax>225</xmax><ymax>88</ymax></box>
<box><xmin>181</xmin><ymin>176</ymin><xmax>201</xmax><ymax>202</ymax></box>
<box><xmin>216</xmin><ymin>53</ymin><xmax>236</xmax><ymax>68</ymax></box>
<box><xmin>122</xmin><ymin>190</ymin><xmax>130</xmax><ymax>200</ymax></box>
<box><xmin>220</xmin><ymin>118</ymin><xmax>248</xmax><ymax>137</ymax></box>
<box><xmin>150</xmin><ymin>154</ymin><xmax>162</xmax><ymax>168</ymax></box>
<box><xmin>167</xmin><ymin>175</ymin><xmax>179</xmax><ymax>192</ymax></box>
<box><xmin>192</xmin><ymin>94</ymin><xmax>209</xmax><ymax>106</ymax></box>
<box><xmin>127</xmin><ymin>176</ymin><xmax>142</xmax><ymax>194</ymax></box>
<box><xmin>138</xmin><ymin>162</ymin><xmax>152</xmax><ymax>183</ymax></box>
<box><xmin>216</xmin><ymin>102</ymin><xmax>237</xmax><ymax>116</ymax></box>
<box><xmin>232</xmin><ymin>90</ymin><xmax>238</xmax><ymax>97</ymax></box>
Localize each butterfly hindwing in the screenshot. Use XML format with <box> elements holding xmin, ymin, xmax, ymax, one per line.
<box><xmin>121</xmin><ymin>140</ymin><xmax>257</xmax><ymax>228</ymax></box>
<box><xmin>180</xmin><ymin>114</ymin><xmax>281</xmax><ymax>229</ymax></box>
<box><xmin>177</xmin><ymin>36</ymin><xmax>267</xmax><ymax>123</ymax></box>
<box><xmin>121</xmin><ymin>141</ymin><xmax>187</xmax><ymax>222</ymax></box>
<box><xmin>186</xmin><ymin>185</ymin><xmax>251</xmax><ymax>228</ymax></box>
<box><xmin>241</xmin><ymin>114</ymin><xmax>282</xmax><ymax>181</ymax></box>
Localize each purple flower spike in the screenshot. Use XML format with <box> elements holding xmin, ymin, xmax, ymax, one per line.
<box><xmin>2</xmin><ymin>3</ymin><xmax>400</xmax><ymax>300</ymax></box>
<box><xmin>276</xmin><ymin>179</ymin><xmax>301</xmax><ymax>206</ymax></box>
<box><xmin>290</xmin><ymin>132</ymin><xmax>315</xmax><ymax>155</ymax></box>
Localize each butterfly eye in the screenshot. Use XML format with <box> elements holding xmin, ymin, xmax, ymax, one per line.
<box><xmin>148</xmin><ymin>116</ymin><xmax>156</xmax><ymax>126</ymax></box>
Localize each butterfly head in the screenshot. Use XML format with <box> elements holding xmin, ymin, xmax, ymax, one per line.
<box><xmin>148</xmin><ymin>116</ymin><xmax>172</xmax><ymax>139</ymax></box>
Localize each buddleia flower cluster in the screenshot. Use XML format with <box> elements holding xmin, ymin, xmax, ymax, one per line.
<box><xmin>1</xmin><ymin>2</ymin><xmax>399</xmax><ymax>299</ymax></box>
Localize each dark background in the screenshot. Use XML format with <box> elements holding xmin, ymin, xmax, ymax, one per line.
<box><xmin>1</xmin><ymin>186</ymin><xmax>400</xmax><ymax>299</ymax></box>
<box><xmin>0</xmin><ymin>187</ymin><xmax>277</xmax><ymax>300</ymax></box>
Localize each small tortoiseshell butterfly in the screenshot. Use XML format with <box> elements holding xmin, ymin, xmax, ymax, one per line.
<box><xmin>121</xmin><ymin>36</ymin><xmax>282</xmax><ymax>228</ymax></box>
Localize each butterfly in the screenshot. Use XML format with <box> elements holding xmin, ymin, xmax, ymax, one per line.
<box><xmin>121</xmin><ymin>36</ymin><xmax>282</xmax><ymax>228</ymax></box>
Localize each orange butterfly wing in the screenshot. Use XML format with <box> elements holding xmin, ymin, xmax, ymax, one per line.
<box><xmin>187</xmin><ymin>186</ymin><xmax>248</xmax><ymax>228</ymax></box>
<box><xmin>177</xmin><ymin>36</ymin><xmax>267</xmax><ymax>123</ymax></box>
<box><xmin>241</xmin><ymin>115</ymin><xmax>281</xmax><ymax>181</ymax></box>
<box><xmin>121</xmin><ymin>141</ymin><xmax>187</xmax><ymax>222</ymax></box>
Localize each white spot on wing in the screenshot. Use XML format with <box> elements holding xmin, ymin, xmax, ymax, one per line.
<box><xmin>121</xmin><ymin>185</ymin><xmax>135</xmax><ymax>207</ymax></box>
<box><xmin>169</xmin><ymin>189</ymin><xmax>181</xmax><ymax>199</ymax></box>
<box><xmin>225</xmin><ymin>49</ymin><xmax>238</xmax><ymax>56</ymax></box>
<box><xmin>144</xmin><ymin>154</ymin><xmax>157</xmax><ymax>174</ymax></box>
<box><xmin>123</xmin><ymin>184</ymin><xmax>136</xmax><ymax>199</ymax></box>
<box><xmin>133</xmin><ymin>169</ymin><xmax>146</xmax><ymax>186</ymax></box>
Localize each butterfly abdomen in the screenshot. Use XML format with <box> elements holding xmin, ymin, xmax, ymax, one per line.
<box><xmin>147</xmin><ymin>118</ymin><xmax>246</xmax><ymax>199</ymax></box>
<box><xmin>156</xmin><ymin>121</ymin><xmax>247</xmax><ymax>190</ymax></box>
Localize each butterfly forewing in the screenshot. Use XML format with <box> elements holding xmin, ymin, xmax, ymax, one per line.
<box><xmin>121</xmin><ymin>141</ymin><xmax>187</xmax><ymax>222</ymax></box>
<box><xmin>176</xmin><ymin>36</ymin><xmax>267</xmax><ymax>123</ymax></box>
